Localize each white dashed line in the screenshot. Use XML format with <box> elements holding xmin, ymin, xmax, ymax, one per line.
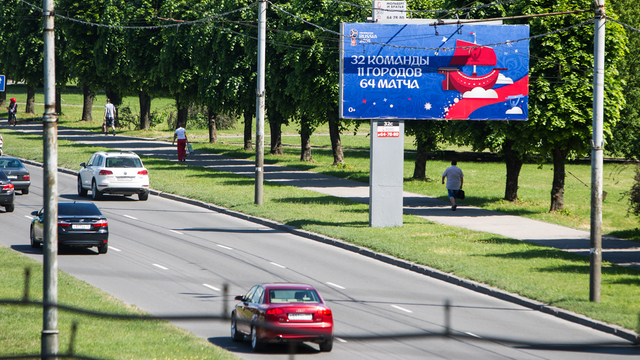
<box><xmin>335</xmin><ymin>337</ymin><xmax>347</xmax><ymax>343</ymax></box>
<box><xmin>203</xmin><ymin>284</ymin><xmax>220</xmax><ymax>291</ymax></box>
<box><xmin>217</xmin><ymin>244</ymin><xmax>233</xmax><ymax>250</ymax></box>
<box><xmin>465</xmin><ymin>332</ymin><xmax>481</xmax><ymax>338</ymax></box>
<box><xmin>108</xmin><ymin>246</ymin><xmax>121</xmax><ymax>252</ymax></box>
<box><xmin>25</xmin><ymin>215</ymin><xmax>33</xmax><ymax>219</ymax></box>
<box><xmin>153</xmin><ymin>264</ymin><xmax>169</xmax><ymax>270</ymax></box>
<box><xmin>326</xmin><ymin>282</ymin><xmax>345</xmax><ymax>289</ymax></box>
<box><xmin>270</xmin><ymin>262</ymin><xmax>286</xmax><ymax>269</ymax></box>
<box><xmin>123</xmin><ymin>215</ymin><xmax>138</xmax><ymax>220</ymax></box>
<box><xmin>391</xmin><ymin>305</ymin><xmax>412</xmax><ymax>313</ymax></box>
<box><xmin>169</xmin><ymin>230</ymin><xmax>184</xmax><ymax>235</ymax></box>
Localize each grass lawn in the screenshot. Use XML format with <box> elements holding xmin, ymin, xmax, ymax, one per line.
<box><xmin>1</xmin><ymin>129</ymin><xmax>639</xmax><ymax>339</ymax></box>
<box><xmin>0</xmin><ymin>247</ymin><xmax>239</xmax><ymax>360</ymax></box>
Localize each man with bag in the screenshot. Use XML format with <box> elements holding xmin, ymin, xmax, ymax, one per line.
<box><xmin>442</xmin><ymin>160</ymin><xmax>464</xmax><ymax>211</ymax></box>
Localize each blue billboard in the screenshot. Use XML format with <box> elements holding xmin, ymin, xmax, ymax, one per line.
<box><xmin>340</xmin><ymin>23</ymin><xmax>529</xmax><ymax>120</ymax></box>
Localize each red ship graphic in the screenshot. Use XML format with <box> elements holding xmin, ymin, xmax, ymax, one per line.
<box><xmin>438</xmin><ymin>39</ymin><xmax>506</xmax><ymax>93</ymax></box>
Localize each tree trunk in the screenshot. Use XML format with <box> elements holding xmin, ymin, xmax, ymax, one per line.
<box><xmin>25</xmin><ymin>86</ymin><xmax>36</xmax><ymax>114</ymax></box>
<box><xmin>413</xmin><ymin>135</ymin><xmax>428</xmax><ymax>179</ymax></box>
<box><xmin>176</xmin><ymin>98</ymin><xmax>188</xmax><ymax>129</ymax></box>
<box><xmin>208</xmin><ymin>107</ymin><xmax>217</xmax><ymax>143</ymax></box>
<box><xmin>81</xmin><ymin>84</ymin><xmax>95</xmax><ymax>122</ymax></box>
<box><xmin>327</xmin><ymin>108</ymin><xmax>344</xmax><ymax>165</ymax></box>
<box><xmin>138</xmin><ymin>90</ymin><xmax>151</xmax><ymax>130</ymax></box>
<box><xmin>55</xmin><ymin>89</ymin><xmax>62</xmax><ymax>115</ymax></box>
<box><xmin>503</xmin><ymin>138</ymin><xmax>523</xmax><ymax>201</ymax></box>
<box><xmin>300</xmin><ymin>117</ymin><xmax>313</xmax><ymax>162</ymax></box>
<box><xmin>269</xmin><ymin>109</ymin><xmax>283</xmax><ymax>155</ymax></box>
<box><xmin>0</xmin><ymin>88</ymin><xmax>5</xmax><ymax>108</ymax></box>
<box><xmin>550</xmin><ymin>146</ymin><xmax>568</xmax><ymax>212</ymax></box>
<box><xmin>243</xmin><ymin>111</ymin><xmax>253</xmax><ymax>151</ymax></box>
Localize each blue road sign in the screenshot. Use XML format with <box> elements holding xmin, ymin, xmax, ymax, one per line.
<box><xmin>0</xmin><ymin>75</ymin><xmax>5</xmax><ymax>92</ymax></box>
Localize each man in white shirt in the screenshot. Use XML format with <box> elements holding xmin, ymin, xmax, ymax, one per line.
<box><xmin>103</xmin><ymin>98</ymin><xmax>117</xmax><ymax>136</ymax></box>
<box><xmin>442</xmin><ymin>160</ymin><xmax>464</xmax><ymax>211</ymax></box>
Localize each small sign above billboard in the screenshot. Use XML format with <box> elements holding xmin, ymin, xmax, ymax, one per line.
<box><xmin>340</xmin><ymin>23</ymin><xmax>530</xmax><ymax>120</ymax></box>
<box><xmin>373</xmin><ymin>1</ymin><xmax>407</xmax><ymax>22</ymax></box>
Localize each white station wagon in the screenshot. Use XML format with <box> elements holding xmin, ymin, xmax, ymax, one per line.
<box><xmin>78</xmin><ymin>151</ymin><xmax>150</xmax><ymax>201</ymax></box>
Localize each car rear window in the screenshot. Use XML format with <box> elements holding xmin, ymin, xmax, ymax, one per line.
<box><xmin>268</xmin><ymin>289</ymin><xmax>321</xmax><ymax>304</ymax></box>
<box><xmin>58</xmin><ymin>202</ymin><xmax>103</xmax><ymax>216</ymax></box>
<box><xmin>105</xmin><ymin>157</ymin><xmax>143</xmax><ymax>168</ymax></box>
<box><xmin>0</xmin><ymin>171</ymin><xmax>8</xmax><ymax>181</ymax></box>
<box><xmin>0</xmin><ymin>159</ymin><xmax>24</xmax><ymax>168</ymax></box>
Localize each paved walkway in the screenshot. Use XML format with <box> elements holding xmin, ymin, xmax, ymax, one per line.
<box><xmin>6</xmin><ymin>122</ymin><xmax>640</xmax><ymax>269</ymax></box>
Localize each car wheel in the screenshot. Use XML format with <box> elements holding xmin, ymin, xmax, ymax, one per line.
<box><xmin>97</xmin><ymin>243</ymin><xmax>108</xmax><ymax>254</ymax></box>
<box><xmin>30</xmin><ymin>226</ymin><xmax>39</xmax><ymax>248</ymax></box>
<box><xmin>138</xmin><ymin>191</ymin><xmax>149</xmax><ymax>201</ymax></box>
<box><xmin>91</xmin><ymin>181</ymin><xmax>102</xmax><ymax>200</ymax></box>
<box><xmin>77</xmin><ymin>177</ymin><xmax>87</xmax><ymax>196</ymax></box>
<box><xmin>4</xmin><ymin>204</ymin><xmax>14</xmax><ymax>212</ymax></box>
<box><xmin>22</xmin><ymin>188</ymin><xmax>29</xmax><ymax>195</ymax></box>
<box><xmin>319</xmin><ymin>338</ymin><xmax>333</xmax><ymax>352</ymax></box>
<box><xmin>251</xmin><ymin>326</ymin><xmax>265</xmax><ymax>352</ymax></box>
<box><xmin>231</xmin><ymin>313</ymin><xmax>244</xmax><ymax>342</ymax></box>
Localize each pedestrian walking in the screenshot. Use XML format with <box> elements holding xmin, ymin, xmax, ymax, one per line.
<box><xmin>103</xmin><ymin>98</ymin><xmax>117</xmax><ymax>136</ymax></box>
<box><xmin>7</xmin><ymin>98</ymin><xmax>18</xmax><ymax>126</ymax></box>
<box><xmin>172</xmin><ymin>124</ymin><xmax>189</xmax><ymax>162</ymax></box>
<box><xmin>442</xmin><ymin>160</ymin><xmax>464</xmax><ymax>211</ymax></box>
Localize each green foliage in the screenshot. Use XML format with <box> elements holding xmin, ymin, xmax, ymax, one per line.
<box><xmin>627</xmin><ymin>165</ymin><xmax>640</xmax><ymax>219</ymax></box>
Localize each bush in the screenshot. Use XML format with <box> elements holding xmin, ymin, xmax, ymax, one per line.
<box><xmin>628</xmin><ymin>165</ymin><xmax>640</xmax><ymax>218</ymax></box>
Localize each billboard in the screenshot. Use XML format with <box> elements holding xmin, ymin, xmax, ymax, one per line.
<box><xmin>340</xmin><ymin>23</ymin><xmax>530</xmax><ymax>120</ymax></box>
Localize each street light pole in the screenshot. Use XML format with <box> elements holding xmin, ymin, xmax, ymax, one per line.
<box><xmin>590</xmin><ymin>0</ymin><xmax>605</xmax><ymax>303</ymax></box>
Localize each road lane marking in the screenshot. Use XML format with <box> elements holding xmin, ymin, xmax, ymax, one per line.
<box><xmin>169</xmin><ymin>230</ymin><xmax>184</xmax><ymax>235</ymax></box>
<box><xmin>391</xmin><ymin>305</ymin><xmax>412</xmax><ymax>313</ymax></box>
<box><xmin>25</xmin><ymin>215</ymin><xmax>33</xmax><ymax>219</ymax></box>
<box><xmin>465</xmin><ymin>332</ymin><xmax>481</xmax><ymax>338</ymax></box>
<box><xmin>217</xmin><ymin>244</ymin><xmax>233</xmax><ymax>250</ymax></box>
<box><xmin>203</xmin><ymin>284</ymin><xmax>220</xmax><ymax>291</ymax></box>
<box><xmin>108</xmin><ymin>246</ymin><xmax>121</xmax><ymax>252</ymax></box>
<box><xmin>123</xmin><ymin>215</ymin><xmax>138</xmax><ymax>220</ymax></box>
<box><xmin>153</xmin><ymin>264</ymin><xmax>169</xmax><ymax>270</ymax></box>
<box><xmin>335</xmin><ymin>337</ymin><xmax>347</xmax><ymax>343</ymax></box>
<box><xmin>326</xmin><ymin>282</ymin><xmax>345</xmax><ymax>289</ymax></box>
<box><xmin>270</xmin><ymin>262</ymin><xmax>286</xmax><ymax>269</ymax></box>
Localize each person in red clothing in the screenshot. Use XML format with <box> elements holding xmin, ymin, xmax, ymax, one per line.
<box><xmin>7</xmin><ymin>98</ymin><xmax>17</xmax><ymax>126</ymax></box>
<box><xmin>172</xmin><ymin>123</ymin><xmax>189</xmax><ymax>162</ymax></box>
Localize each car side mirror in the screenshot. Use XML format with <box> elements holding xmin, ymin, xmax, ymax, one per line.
<box><xmin>80</xmin><ymin>162</ymin><xmax>86</xmax><ymax>168</ymax></box>
<box><xmin>234</xmin><ymin>295</ymin><xmax>245</xmax><ymax>302</ymax></box>
<box><xmin>30</xmin><ymin>211</ymin><xmax>38</xmax><ymax>216</ymax></box>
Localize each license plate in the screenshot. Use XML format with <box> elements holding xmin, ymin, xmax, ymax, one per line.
<box><xmin>117</xmin><ymin>177</ymin><xmax>133</xmax><ymax>181</ymax></box>
<box><xmin>72</xmin><ymin>224</ymin><xmax>91</xmax><ymax>230</ymax></box>
<box><xmin>288</xmin><ymin>313</ymin><xmax>313</xmax><ymax>321</ymax></box>
<box><xmin>7</xmin><ymin>176</ymin><xmax>17</xmax><ymax>179</ymax></box>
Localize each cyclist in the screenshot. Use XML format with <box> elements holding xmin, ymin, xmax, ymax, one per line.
<box><xmin>7</xmin><ymin>98</ymin><xmax>17</xmax><ymax>126</ymax></box>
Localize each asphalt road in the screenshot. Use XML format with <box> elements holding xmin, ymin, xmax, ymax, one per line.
<box><xmin>1</xmin><ymin>163</ymin><xmax>637</xmax><ymax>360</ymax></box>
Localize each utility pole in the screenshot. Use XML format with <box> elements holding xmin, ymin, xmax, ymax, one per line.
<box><xmin>590</xmin><ymin>0</ymin><xmax>605</xmax><ymax>303</ymax></box>
<box><xmin>42</xmin><ymin>0</ymin><xmax>59</xmax><ymax>358</ymax></box>
<box><xmin>255</xmin><ymin>0</ymin><xmax>266</xmax><ymax>205</ymax></box>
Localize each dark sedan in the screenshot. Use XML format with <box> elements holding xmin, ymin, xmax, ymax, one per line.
<box><xmin>0</xmin><ymin>156</ymin><xmax>30</xmax><ymax>194</ymax></box>
<box><xmin>30</xmin><ymin>201</ymin><xmax>109</xmax><ymax>254</ymax></box>
<box><xmin>231</xmin><ymin>283</ymin><xmax>334</xmax><ymax>352</ymax></box>
<box><xmin>0</xmin><ymin>171</ymin><xmax>15</xmax><ymax>212</ymax></box>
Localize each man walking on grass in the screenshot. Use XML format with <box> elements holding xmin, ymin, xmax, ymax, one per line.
<box><xmin>442</xmin><ymin>160</ymin><xmax>464</xmax><ymax>211</ymax></box>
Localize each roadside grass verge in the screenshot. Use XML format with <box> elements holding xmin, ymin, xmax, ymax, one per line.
<box><xmin>1</xmin><ymin>129</ymin><xmax>639</xmax><ymax>334</ymax></box>
<box><xmin>0</xmin><ymin>247</ymin><xmax>238</xmax><ymax>360</ymax></box>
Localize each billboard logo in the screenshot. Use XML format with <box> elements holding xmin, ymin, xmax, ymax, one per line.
<box><xmin>350</xmin><ymin>29</ymin><xmax>358</xmax><ymax>46</ymax></box>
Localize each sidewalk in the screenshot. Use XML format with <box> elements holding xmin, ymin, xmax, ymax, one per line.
<box><xmin>8</xmin><ymin>122</ymin><xmax>640</xmax><ymax>269</ymax></box>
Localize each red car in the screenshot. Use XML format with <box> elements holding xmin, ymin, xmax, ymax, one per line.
<box><xmin>231</xmin><ymin>283</ymin><xmax>334</xmax><ymax>352</ymax></box>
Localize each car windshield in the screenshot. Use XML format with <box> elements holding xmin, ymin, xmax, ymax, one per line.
<box><xmin>58</xmin><ymin>202</ymin><xmax>102</xmax><ymax>216</ymax></box>
<box><xmin>0</xmin><ymin>159</ymin><xmax>24</xmax><ymax>168</ymax></box>
<box><xmin>105</xmin><ymin>157</ymin><xmax>143</xmax><ymax>168</ymax></box>
<box><xmin>268</xmin><ymin>289</ymin><xmax>321</xmax><ymax>304</ymax></box>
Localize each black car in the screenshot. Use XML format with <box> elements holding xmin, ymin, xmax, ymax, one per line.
<box><xmin>0</xmin><ymin>171</ymin><xmax>15</xmax><ymax>212</ymax></box>
<box><xmin>30</xmin><ymin>201</ymin><xmax>109</xmax><ymax>254</ymax></box>
<box><xmin>0</xmin><ymin>156</ymin><xmax>30</xmax><ymax>194</ymax></box>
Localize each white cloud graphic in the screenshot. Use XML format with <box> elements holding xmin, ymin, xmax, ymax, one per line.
<box><xmin>506</xmin><ymin>107</ymin><xmax>523</xmax><ymax>115</ymax></box>
<box><xmin>496</xmin><ymin>74</ymin><xmax>513</xmax><ymax>85</ymax></box>
<box><xmin>463</xmin><ymin>87</ymin><xmax>498</xmax><ymax>99</ymax></box>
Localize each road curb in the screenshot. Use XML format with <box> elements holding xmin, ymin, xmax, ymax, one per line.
<box><xmin>20</xmin><ymin>157</ymin><xmax>639</xmax><ymax>345</ymax></box>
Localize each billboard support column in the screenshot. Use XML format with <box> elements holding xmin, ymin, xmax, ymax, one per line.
<box><xmin>370</xmin><ymin>120</ymin><xmax>404</xmax><ymax>227</ymax></box>
<box><xmin>255</xmin><ymin>0</ymin><xmax>266</xmax><ymax>205</ymax></box>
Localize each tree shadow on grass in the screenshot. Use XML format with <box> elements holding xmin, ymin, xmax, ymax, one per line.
<box><xmin>274</xmin><ymin>195</ymin><xmax>365</xmax><ymax>208</ymax></box>
<box><xmin>607</xmin><ymin>229</ymin><xmax>640</xmax><ymax>243</ymax></box>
